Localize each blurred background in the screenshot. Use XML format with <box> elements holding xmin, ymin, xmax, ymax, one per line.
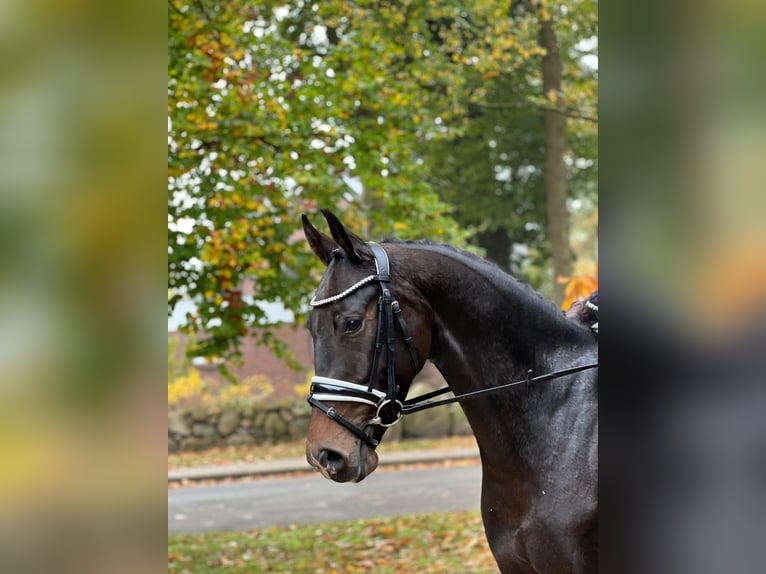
<box><xmin>1</xmin><ymin>1</ymin><xmax>166</xmax><ymax>573</ymax></box>
<box><xmin>601</xmin><ymin>1</ymin><xmax>766</xmax><ymax>573</ymax></box>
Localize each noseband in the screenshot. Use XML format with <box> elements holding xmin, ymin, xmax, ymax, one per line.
<box><xmin>307</xmin><ymin>243</ymin><xmax>419</xmax><ymax>449</ymax></box>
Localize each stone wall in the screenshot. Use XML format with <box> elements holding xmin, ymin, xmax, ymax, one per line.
<box><xmin>168</xmin><ymin>392</ymin><xmax>473</xmax><ymax>452</ymax></box>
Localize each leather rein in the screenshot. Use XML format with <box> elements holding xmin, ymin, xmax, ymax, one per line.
<box><xmin>307</xmin><ymin>242</ymin><xmax>599</xmax><ymax>449</ymax></box>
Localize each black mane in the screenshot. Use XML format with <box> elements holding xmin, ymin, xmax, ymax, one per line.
<box><xmin>381</xmin><ymin>237</ymin><xmax>575</xmax><ymax>326</ymax></box>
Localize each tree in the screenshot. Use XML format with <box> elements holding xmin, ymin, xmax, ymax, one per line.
<box><xmin>423</xmin><ymin>84</ymin><xmax>550</xmax><ymax>276</ymax></box>
<box><xmin>421</xmin><ymin>0</ymin><xmax>598</xmax><ymax>297</ymax></box>
<box><xmin>168</xmin><ymin>0</ymin><xmax>471</xmax><ymax>366</ymax></box>
<box><xmin>537</xmin><ymin>0</ymin><xmax>597</xmax><ymax>300</ymax></box>
<box><xmin>167</xmin><ymin>0</ymin><xmax>597</xmax><ymax>365</ymax></box>
<box><xmin>540</xmin><ymin>13</ymin><xmax>571</xmax><ymax>299</ymax></box>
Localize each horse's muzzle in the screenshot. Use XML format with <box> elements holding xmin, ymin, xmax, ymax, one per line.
<box><xmin>307</xmin><ymin>443</ymin><xmax>379</xmax><ymax>483</ymax></box>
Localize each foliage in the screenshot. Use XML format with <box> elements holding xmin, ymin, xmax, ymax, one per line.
<box><xmin>421</xmin><ymin>0</ymin><xmax>598</xmax><ymax>292</ymax></box>
<box><xmin>168</xmin><ymin>0</ymin><xmax>472</xmax><ymax>365</ymax></box>
<box><xmin>167</xmin><ymin>335</ymin><xmax>193</xmax><ymax>384</ymax></box>
<box><xmin>168</xmin><ymin>0</ymin><xmax>598</xmax><ymax>363</ymax></box>
<box><xmin>168</xmin><ymin>368</ymin><xmax>205</xmax><ymax>407</ymax></box>
<box><xmin>168</xmin><ymin>510</ymin><xmax>498</xmax><ymax>573</ymax></box>
<box><xmin>168</xmin><ymin>369</ymin><xmax>273</xmax><ymax>410</ymax></box>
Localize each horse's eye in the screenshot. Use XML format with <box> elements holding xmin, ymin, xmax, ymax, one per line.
<box><xmin>344</xmin><ymin>318</ymin><xmax>362</xmax><ymax>333</ymax></box>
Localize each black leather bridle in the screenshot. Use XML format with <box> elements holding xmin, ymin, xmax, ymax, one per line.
<box><xmin>307</xmin><ymin>242</ymin><xmax>599</xmax><ymax>449</ymax></box>
<box><xmin>307</xmin><ymin>242</ymin><xmax>419</xmax><ymax>448</ymax></box>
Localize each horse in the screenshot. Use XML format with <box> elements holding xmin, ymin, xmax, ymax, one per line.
<box><xmin>301</xmin><ymin>209</ymin><xmax>598</xmax><ymax>574</ymax></box>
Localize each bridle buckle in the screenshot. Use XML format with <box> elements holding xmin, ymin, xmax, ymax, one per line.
<box><xmin>369</xmin><ymin>399</ymin><xmax>404</xmax><ymax>427</ymax></box>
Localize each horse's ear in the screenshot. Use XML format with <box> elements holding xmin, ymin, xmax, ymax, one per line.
<box><xmin>302</xmin><ymin>213</ymin><xmax>337</xmax><ymax>266</ymax></box>
<box><xmin>321</xmin><ymin>209</ymin><xmax>373</xmax><ymax>262</ymax></box>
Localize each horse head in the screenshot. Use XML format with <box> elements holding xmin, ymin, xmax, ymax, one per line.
<box><xmin>301</xmin><ymin>209</ymin><xmax>432</xmax><ymax>482</ymax></box>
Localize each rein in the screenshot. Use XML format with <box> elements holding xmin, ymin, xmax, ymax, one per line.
<box><xmin>400</xmin><ymin>362</ymin><xmax>599</xmax><ymax>414</ymax></box>
<box><xmin>307</xmin><ymin>241</ymin><xmax>599</xmax><ymax>448</ymax></box>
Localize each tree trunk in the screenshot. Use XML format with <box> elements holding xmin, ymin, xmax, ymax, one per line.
<box><xmin>539</xmin><ymin>17</ymin><xmax>572</xmax><ymax>303</ymax></box>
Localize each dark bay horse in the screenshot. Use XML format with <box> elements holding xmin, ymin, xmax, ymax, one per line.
<box><xmin>302</xmin><ymin>209</ymin><xmax>598</xmax><ymax>574</ymax></box>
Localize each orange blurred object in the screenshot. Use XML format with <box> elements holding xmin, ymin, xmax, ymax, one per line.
<box><xmin>559</xmin><ymin>268</ymin><xmax>599</xmax><ymax>311</ymax></box>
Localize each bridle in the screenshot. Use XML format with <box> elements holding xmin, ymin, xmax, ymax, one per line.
<box><xmin>307</xmin><ymin>242</ymin><xmax>599</xmax><ymax>449</ymax></box>
<box><xmin>307</xmin><ymin>242</ymin><xmax>419</xmax><ymax>448</ymax></box>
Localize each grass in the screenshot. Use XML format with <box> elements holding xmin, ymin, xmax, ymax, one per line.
<box><xmin>168</xmin><ymin>510</ymin><xmax>499</xmax><ymax>573</ymax></box>
<box><xmin>168</xmin><ymin>435</ymin><xmax>478</xmax><ymax>470</ymax></box>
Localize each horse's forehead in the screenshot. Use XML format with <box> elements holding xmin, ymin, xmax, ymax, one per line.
<box><xmin>309</xmin><ymin>265</ymin><xmax>377</xmax><ymax>341</ymax></box>
<box><xmin>313</xmin><ymin>260</ymin><xmax>369</xmax><ymax>300</ymax></box>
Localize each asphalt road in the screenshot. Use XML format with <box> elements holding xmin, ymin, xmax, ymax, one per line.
<box><xmin>169</xmin><ymin>464</ymin><xmax>483</xmax><ymax>534</ymax></box>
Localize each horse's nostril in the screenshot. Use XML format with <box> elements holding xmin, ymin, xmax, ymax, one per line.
<box><xmin>318</xmin><ymin>447</ymin><xmax>347</xmax><ymax>474</ymax></box>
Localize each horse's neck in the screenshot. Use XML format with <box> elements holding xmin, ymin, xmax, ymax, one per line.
<box><xmin>400</xmin><ymin>243</ymin><xmax>592</xmax><ymax>375</ymax></box>
<box><xmin>398</xmin><ymin>244</ymin><xmax>596</xmax><ymax>470</ymax></box>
